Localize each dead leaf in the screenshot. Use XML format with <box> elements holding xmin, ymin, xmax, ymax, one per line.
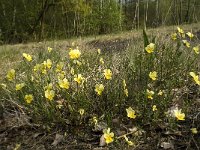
<box><xmin>33</xmin><ymin>132</ymin><xmax>44</xmax><ymax>138</ymax></box>
<box><xmin>99</xmin><ymin>134</ymin><xmax>106</xmax><ymax>147</ymax></box>
<box><xmin>51</xmin><ymin>133</ymin><xmax>64</xmax><ymax>146</ymax></box>
<box><xmin>161</xmin><ymin>142</ymin><xmax>174</xmax><ymax>149</ymax></box>
<box><xmin>93</xmin><ymin>122</ymin><xmax>107</xmax><ymax>132</ymax></box>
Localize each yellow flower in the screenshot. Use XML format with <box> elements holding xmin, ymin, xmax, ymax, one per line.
<box><xmin>73</xmin><ymin>60</ymin><xmax>82</xmax><ymax>66</ymax></box>
<box><xmin>24</xmin><ymin>94</ymin><xmax>33</xmax><ymax>104</ymax></box>
<box><xmin>40</xmin><ymin>64</ymin><xmax>47</xmax><ymax>74</ymax></box>
<box><xmin>31</xmin><ymin>76</ymin><xmax>34</xmax><ymax>82</ymax></box>
<box><xmin>70</xmin><ymin>68</ymin><xmax>75</xmax><ymax>75</ymax></box>
<box><xmin>56</xmin><ymin>62</ymin><xmax>64</xmax><ymax>73</ymax></box>
<box><xmin>177</xmin><ymin>27</ymin><xmax>185</xmax><ymax>38</ymax></box>
<box><xmin>33</xmin><ymin>64</ymin><xmax>41</xmax><ymax>72</ymax></box>
<box><xmin>124</xmin><ymin>89</ymin><xmax>128</xmax><ymax>97</ymax></box>
<box><xmin>93</xmin><ymin>116</ymin><xmax>98</xmax><ymax>125</ymax></box>
<box><xmin>149</xmin><ymin>71</ymin><xmax>157</xmax><ymax>80</ymax></box>
<box><xmin>74</xmin><ymin>74</ymin><xmax>84</xmax><ymax>84</ymax></box>
<box><xmin>147</xmin><ymin>89</ymin><xmax>154</xmax><ymax>99</ymax></box>
<box><xmin>152</xmin><ymin>105</ymin><xmax>157</xmax><ymax>111</ymax></box>
<box><xmin>44</xmin><ymin>59</ymin><xmax>52</xmax><ymax>69</ymax></box>
<box><xmin>103</xmin><ymin>128</ymin><xmax>114</xmax><ymax>144</ymax></box>
<box><xmin>45</xmin><ymin>83</ymin><xmax>53</xmax><ymax>90</ymax></box>
<box><xmin>182</xmin><ymin>40</ymin><xmax>190</xmax><ymax>48</ymax></box>
<box><xmin>158</xmin><ymin>90</ymin><xmax>164</xmax><ymax>96</ymax></box>
<box><xmin>193</xmin><ymin>46</ymin><xmax>199</xmax><ymax>54</ymax></box>
<box><xmin>189</xmin><ymin>72</ymin><xmax>200</xmax><ymax>85</ymax></box>
<box><xmin>171</xmin><ymin>33</ymin><xmax>177</xmax><ymax>40</ymax></box>
<box><xmin>177</xmin><ymin>27</ymin><xmax>184</xmax><ymax>34</ymax></box>
<box><xmin>126</xmin><ymin>107</ymin><xmax>136</xmax><ymax>119</ymax></box>
<box><xmin>190</xmin><ymin>128</ymin><xmax>198</xmax><ymax>134</ymax></box>
<box><xmin>124</xmin><ymin>135</ymin><xmax>134</xmax><ymax>146</ymax></box>
<box><xmin>122</xmin><ymin>79</ymin><xmax>127</xmax><ymax>89</ymax></box>
<box><xmin>75</xmin><ymin>60</ymin><xmax>82</xmax><ymax>66</ymax></box>
<box><xmin>100</xmin><ymin>57</ymin><xmax>104</xmax><ymax>64</ymax></box>
<box><xmin>69</xmin><ymin>48</ymin><xmax>81</xmax><ymax>59</ymax></box>
<box><xmin>103</xmin><ymin>69</ymin><xmax>112</xmax><ymax>80</ymax></box>
<box><xmin>95</xmin><ymin>84</ymin><xmax>104</xmax><ymax>95</ymax></box>
<box><xmin>45</xmin><ymin>89</ymin><xmax>55</xmax><ymax>101</ymax></box>
<box><xmin>1</xmin><ymin>83</ymin><xmax>7</xmax><ymax>89</ymax></box>
<box><xmin>186</xmin><ymin>32</ymin><xmax>194</xmax><ymax>39</ymax></box>
<box><xmin>16</xmin><ymin>83</ymin><xmax>25</xmax><ymax>91</ymax></box>
<box><xmin>173</xmin><ymin>108</ymin><xmax>185</xmax><ymax>121</ymax></box>
<box><xmin>79</xmin><ymin>108</ymin><xmax>85</xmax><ymax>116</ymax></box>
<box><xmin>97</xmin><ymin>49</ymin><xmax>101</xmax><ymax>54</ymax></box>
<box><xmin>57</xmin><ymin>71</ymin><xmax>65</xmax><ymax>80</ymax></box>
<box><xmin>23</xmin><ymin>53</ymin><xmax>32</xmax><ymax>61</ymax></box>
<box><xmin>6</xmin><ymin>69</ymin><xmax>15</xmax><ymax>81</ymax></box>
<box><xmin>47</xmin><ymin>47</ymin><xmax>52</xmax><ymax>52</ymax></box>
<box><xmin>145</xmin><ymin>43</ymin><xmax>155</xmax><ymax>53</ymax></box>
<box><xmin>58</xmin><ymin>78</ymin><xmax>70</xmax><ymax>89</ymax></box>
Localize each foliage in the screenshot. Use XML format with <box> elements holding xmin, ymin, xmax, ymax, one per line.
<box><xmin>0</xmin><ymin>26</ymin><xmax>199</xmax><ymax>148</ymax></box>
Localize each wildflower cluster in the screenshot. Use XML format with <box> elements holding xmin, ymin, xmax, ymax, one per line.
<box><xmin>1</xmin><ymin>26</ymin><xmax>199</xmax><ymax>147</ymax></box>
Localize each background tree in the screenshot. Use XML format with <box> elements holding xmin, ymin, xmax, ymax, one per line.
<box><xmin>0</xmin><ymin>0</ymin><xmax>200</xmax><ymax>44</ymax></box>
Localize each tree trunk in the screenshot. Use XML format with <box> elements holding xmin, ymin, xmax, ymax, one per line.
<box><xmin>185</xmin><ymin>0</ymin><xmax>191</xmax><ymax>23</ymax></box>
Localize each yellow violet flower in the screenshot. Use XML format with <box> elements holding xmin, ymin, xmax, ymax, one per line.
<box><xmin>177</xmin><ymin>27</ymin><xmax>185</xmax><ymax>37</ymax></box>
<box><xmin>44</xmin><ymin>59</ymin><xmax>52</xmax><ymax>69</ymax></box>
<box><xmin>16</xmin><ymin>83</ymin><xmax>25</xmax><ymax>91</ymax></box>
<box><xmin>149</xmin><ymin>71</ymin><xmax>157</xmax><ymax>80</ymax></box>
<box><xmin>33</xmin><ymin>64</ymin><xmax>41</xmax><ymax>72</ymax></box>
<box><xmin>57</xmin><ymin>71</ymin><xmax>65</xmax><ymax>80</ymax></box>
<box><xmin>58</xmin><ymin>78</ymin><xmax>70</xmax><ymax>89</ymax></box>
<box><xmin>158</xmin><ymin>90</ymin><xmax>164</xmax><ymax>96</ymax></box>
<box><xmin>41</xmin><ymin>65</ymin><xmax>47</xmax><ymax>74</ymax></box>
<box><xmin>186</xmin><ymin>32</ymin><xmax>194</xmax><ymax>39</ymax></box>
<box><xmin>69</xmin><ymin>48</ymin><xmax>81</xmax><ymax>59</ymax></box>
<box><xmin>171</xmin><ymin>33</ymin><xmax>177</xmax><ymax>40</ymax></box>
<box><xmin>190</xmin><ymin>128</ymin><xmax>198</xmax><ymax>134</ymax></box>
<box><xmin>23</xmin><ymin>53</ymin><xmax>32</xmax><ymax>62</ymax></box>
<box><xmin>73</xmin><ymin>60</ymin><xmax>82</xmax><ymax>66</ymax></box>
<box><xmin>189</xmin><ymin>72</ymin><xmax>200</xmax><ymax>85</ymax></box>
<box><xmin>177</xmin><ymin>27</ymin><xmax>184</xmax><ymax>34</ymax></box>
<box><xmin>95</xmin><ymin>84</ymin><xmax>104</xmax><ymax>95</ymax></box>
<box><xmin>74</xmin><ymin>74</ymin><xmax>84</xmax><ymax>84</ymax></box>
<box><xmin>76</xmin><ymin>60</ymin><xmax>82</xmax><ymax>66</ymax></box>
<box><xmin>24</xmin><ymin>94</ymin><xmax>33</xmax><ymax>104</ymax></box>
<box><xmin>124</xmin><ymin>89</ymin><xmax>128</xmax><ymax>97</ymax></box>
<box><xmin>100</xmin><ymin>57</ymin><xmax>104</xmax><ymax>64</ymax></box>
<box><xmin>124</xmin><ymin>135</ymin><xmax>134</xmax><ymax>146</ymax></box>
<box><xmin>79</xmin><ymin>108</ymin><xmax>85</xmax><ymax>116</ymax></box>
<box><xmin>45</xmin><ymin>83</ymin><xmax>53</xmax><ymax>90</ymax></box>
<box><xmin>103</xmin><ymin>69</ymin><xmax>112</xmax><ymax>80</ymax></box>
<box><xmin>1</xmin><ymin>83</ymin><xmax>7</xmax><ymax>89</ymax></box>
<box><xmin>6</xmin><ymin>69</ymin><xmax>15</xmax><ymax>81</ymax></box>
<box><xmin>70</xmin><ymin>68</ymin><xmax>75</xmax><ymax>75</ymax></box>
<box><xmin>145</xmin><ymin>43</ymin><xmax>155</xmax><ymax>53</ymax></box>
<box><xmin>47</xmin><ymin>47</ymin><xmax>52</xmax><ymax>52</ymax></box>
<box><xmin>123</xmin><ymin>79</ymin><xmax>127</xmax><ymax>89</ymax></box>
<box><xmin>152</xmin><ymin>105</ymin><xmax>157</xmax><ymax>111</ymax></box>
<box><xmin>182</xmin><ymin>40</ymin><xmax>190</xmax><ymax>48</ymax></box>
<box><xmin>97</xmin><ymin>48</ymin><xmax>101</xmax><ymax>54</ymax></box>
<box><xmin>126</xmin><ymin>107</ymin><xmax>136</xmax><ymax>119</ymax></box>
<box><xmin>45</xmin><ymin>89</ymin><xmax>55</xmax><ymax>101</ymax></box>
<box><xmin>147</xmin><ymin>89</ymin><xmax>154</xmax><ymax>99</ymax></box>
<box><xmin>56</xmin><ymin>62</ymin><xmax>64</xmax><ymax>73</ymax></box>
<box><xmin>173</xmin><ymin>108</ymin><xmax>185</xmax><ymax>121</ymax></box>
<box><xmin>93</xmin><ymin>116</ymin><xmax>98</xmax><ymax>125</ymax></box>
<box><xmin>193</xmin><ymin>46</ymin><xmax>199</xmax><ymax>54</ymax></box>
<box><xmin>103</xmin><ymin>128</ymin><xmax>114</xmax><ymax>144</ymax></box>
